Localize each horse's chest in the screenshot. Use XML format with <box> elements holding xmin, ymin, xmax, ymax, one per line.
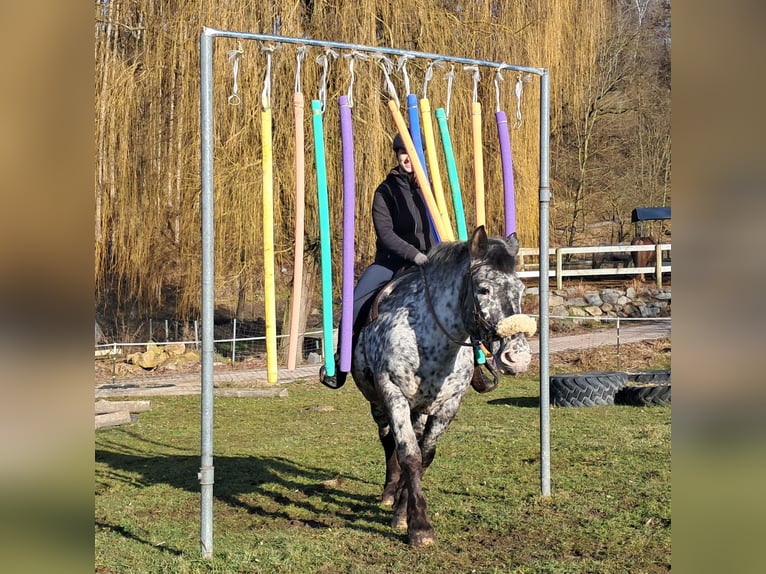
<box><xmin>409</xmin><ymin>378</ymin><xmax>467</xmax><ymax>414</ymax></box>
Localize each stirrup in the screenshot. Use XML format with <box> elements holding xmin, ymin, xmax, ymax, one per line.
<box><xmin>319</xmin><ymin>364</ymin><xmax>347</xmax><ymax>389</ymax></box>
<box><xmin>470</xmin><ymin>362</ymin><xmax>498</xmax><ymax>393</ymax></box>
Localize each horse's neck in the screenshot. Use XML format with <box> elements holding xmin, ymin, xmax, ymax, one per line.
<box><xmin>426</xmin><ymin>259</ymin><xmax>472</xmax><ymax>341</ymax></box>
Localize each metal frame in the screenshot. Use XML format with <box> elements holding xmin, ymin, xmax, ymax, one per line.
<box><xmin>199</xmin><ymin>27</ymin><xmax>551</xmax><ymax>557</ymax></box>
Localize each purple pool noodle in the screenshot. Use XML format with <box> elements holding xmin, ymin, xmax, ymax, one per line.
<box><xmin>496</xmin><ymin>111</ymin><xmax>516</xmax><ymax>235</ymax></box>
<box><xmin>339</xmin><ymin>95</ymin><xmax>355</xmax><ymax>372</ymax></box>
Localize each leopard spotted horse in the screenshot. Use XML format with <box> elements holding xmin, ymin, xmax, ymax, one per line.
<box><xmin>350</xmin><ymin>226</ymin><xmax>536</xmax><ymax>546</ymax></box>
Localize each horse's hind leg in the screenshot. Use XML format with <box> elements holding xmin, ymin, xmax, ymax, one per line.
<box><xmin>369</xmin><ymin>402</ymin><xmax>401</xmax><ymax>507</ymax></box>
<box><xmin>379</xmin><ymin>427</ymin><xmax>400</xmax><ymax>507</ymax></box>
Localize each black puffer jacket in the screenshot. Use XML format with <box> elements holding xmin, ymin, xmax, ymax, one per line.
<box><xmin>371</xmin><ymin>166</ymin><xmax>435</xmax><ymax>271</ymax></box>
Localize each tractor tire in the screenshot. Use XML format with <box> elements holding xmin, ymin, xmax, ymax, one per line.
<box><xmin>615</xmin><ymin>383</ymin><xmax>671</xmax><ymax>406</ymax></box>
<box><xmin>625</xmin><ymin>369</ymin><xmax>671</xmax><ymax>384</ymax></box>
<box><xmin>549</xmin><ymin>371</ymin><xmax>627</xmax><ymax>407</ymax></box>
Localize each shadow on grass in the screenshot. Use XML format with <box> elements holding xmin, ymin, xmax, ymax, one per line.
<box><xmin>486</xmin><ymin>396</ymin><xmax>540</xmax><ymax>408</ymax></box>
<box><xmin>95</xmin><ymin>520</ymin><xmax>184</xmax><ymax>556</ymax></box>
<box><xmin>96</xmin><ymin>449</ymin><xmax>398</xmax><ymax>540</ymax></box>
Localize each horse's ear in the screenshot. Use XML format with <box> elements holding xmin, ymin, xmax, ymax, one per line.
<box><xmin>505</xmin><ymin>232</ymin><xmax>519</xmax><ymax>257</ymax></box>
<box><xmin>469</xmin><ymin>225</ymin><xmax>488</xmax><ymax>259</ymax></box>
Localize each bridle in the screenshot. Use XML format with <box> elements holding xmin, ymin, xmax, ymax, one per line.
<box><xmin>418</xmin><ymin>261</ymin><xmax>502</xmax><ymax>353</ymax></box>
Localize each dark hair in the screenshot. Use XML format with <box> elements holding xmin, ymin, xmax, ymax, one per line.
<box><xmin>392</xmin><ymin>133</ymin><xmax>406</xmax><ymax>154</ymax></box>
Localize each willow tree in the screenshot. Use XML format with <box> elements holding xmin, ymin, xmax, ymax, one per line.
<box><xmin>95</xmin><ymin>0</ymin><xmax>664</xmax><ymax>330</ymax></box>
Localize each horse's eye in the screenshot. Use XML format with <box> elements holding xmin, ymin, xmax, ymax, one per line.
<box><xmin>477</xmin><ymin>285</ymin><xmax>491</xmax><ymax>296</ymax></box>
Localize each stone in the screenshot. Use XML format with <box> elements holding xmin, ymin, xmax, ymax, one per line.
<box><xmin>585</xmin><ymin>293</ymin><xmax>603</xmax><ymax>306</ymax></box>
<box><xmin>585</xmin><ymin>306</ymin><xmax>603</xmax><ymax>316</ymax></box>
<box><xmin>549</xmin><ymin>295</ymin><xmax>565</xmax><ymax>307</ymax></box>
<box><xmin>600</xmin><ymin>289</ymin><xmax>621</xmax><ymax>305</ymax></box>
<box><xmin>165</xmin><ymin>342</ymin><xmax>186</xmax><ymax>356</ymax></box>
<box><xmin>639</xmin><ymin>305</ymin><xmax>661</xmax><ymax>318</ymax></box>
<box><xmin>550</xmin><ymin>305</ymin><xmax>569</xmax><ymax>318</ymax></box>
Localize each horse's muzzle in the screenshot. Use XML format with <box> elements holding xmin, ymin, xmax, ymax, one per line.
<box><xmin>493</xmin><ymin>334</ymin><xmax>532</xmax><ymax>375</ymax></box>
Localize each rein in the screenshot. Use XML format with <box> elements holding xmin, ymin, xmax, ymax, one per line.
<box><xmin>419</xmin><ymin>264</ymin><xmax>490</xmax><ymax>349</ymax></box>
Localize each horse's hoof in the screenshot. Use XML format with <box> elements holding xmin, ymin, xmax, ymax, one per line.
<box><xmin>380</xmin><ymin>494</ymin><xmax>395</xmax><ymax>507</ymax></box>
<box><xmin>391</xmin><ymin>514</ymin><xmax>408</xmax><ymax>530</ymax></box>
<box><xmin>408</xmin><ymin>530</ymin><xmax>436</xmax><ymax>547</ymax></box>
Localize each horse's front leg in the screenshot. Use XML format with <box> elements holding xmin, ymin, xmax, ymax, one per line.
<box><xmin>419</xmin><ymin>397</ymin><xmax>461</xmax><ymax>471</ymax></box>
<box><xmin>380</xmin><ymin>389</ymin><xmax>435</xmax><ymax>547</ymax></box>
<box><xmin>398</xmin><ymin>450</ymin><xmax>434</xmax><ymax>547</ymax></box>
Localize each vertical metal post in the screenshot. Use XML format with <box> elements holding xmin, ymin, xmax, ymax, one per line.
<box><xmin>538</xmin><ymin>70</ymin><xmax>552</xmax><ymax>498</ymax></box>
<box><xmin>199</xmin><ymin>29</ymin><xmax>215</xmax><ymax>559</ymax></box>
<box><xmin>655</xmin><ymin>243</ymin><xmax>662</xmax><ymax>288</ymax></box>
<box><xmin>616</xmin><ymin>316</ymin><xmax>621</xmax><ymax>369</ymax></box>
<box><xmin>231</xmin><ymin>318</ymin><xmax>237</xmax><ymax>363</ymax></box>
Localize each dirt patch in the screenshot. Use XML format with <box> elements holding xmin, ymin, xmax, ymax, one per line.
<box><xmin>543</xmin><ymin>338</ymin><xmax>671</xmax><ymax>373</ymax></box>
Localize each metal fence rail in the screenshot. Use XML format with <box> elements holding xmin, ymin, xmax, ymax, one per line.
<box><xmin>517</xmin><ymin>243</ymin><xmax>671</xmax><ymax>288</ymax></box>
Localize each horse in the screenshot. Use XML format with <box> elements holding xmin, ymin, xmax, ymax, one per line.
<box><xmin>591</xmin><ymin>243</ymin><xmax>632</xmax><ymax>270</ymax></box>
<box><xmin>631</xmin><ymin>236</ymin><xmax>656</xmax><ymax>281</ymax></box>
<box><xmin>350</xmin><ymin>226</ymin><xmax>536</xmax><ymax>546</ymax></box>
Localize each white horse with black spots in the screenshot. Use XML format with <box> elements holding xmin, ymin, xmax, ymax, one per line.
<box><xmin>350</xmin><ymin>226</ymin><xmax>536</xmax><ymax>546</ymax></box>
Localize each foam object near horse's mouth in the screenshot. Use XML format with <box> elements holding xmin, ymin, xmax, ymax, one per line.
<box><xmin>496</xmin><ymin>314</ymin><xmax>537</xmax><ymax>338</ymax></box>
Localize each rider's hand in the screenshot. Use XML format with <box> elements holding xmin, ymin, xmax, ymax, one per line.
<box><xmin>414</xmin><ymin>252</ymin><xmax>428</xmax><ymax>266</ymax></box>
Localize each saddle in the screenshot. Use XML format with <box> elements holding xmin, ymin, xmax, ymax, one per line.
<box><xmin>368</xmin><ymin>265</ymin><xmax>418</xmax><ymax>324</ymax></box>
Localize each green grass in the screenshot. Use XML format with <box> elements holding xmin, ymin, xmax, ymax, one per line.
<box><xmin>95</xmin><ymin>376</ymin><xmax>670</xmax><ymax>573</ymax></box>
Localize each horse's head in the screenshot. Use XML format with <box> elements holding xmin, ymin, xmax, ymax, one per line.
<box><xmin>466</xmin><ymin>226</ymin><xmax>535</xmax><ymax>375</ymax></box>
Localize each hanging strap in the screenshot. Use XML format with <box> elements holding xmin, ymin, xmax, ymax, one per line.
<box><xmin>227</xmin><ymin>42</ymin><xmax>244</xmax><ymax>106</ymax></box>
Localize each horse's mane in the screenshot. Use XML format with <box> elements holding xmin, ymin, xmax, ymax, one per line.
<box><xmin>428</xmin><ymin>237</ymin><xmax>517</xmax><ymax>273</ymax></box>
<box><xmin>427</xmin><ymin>240</ymin><xmax>470</xmax><ymax>266</ymax></box>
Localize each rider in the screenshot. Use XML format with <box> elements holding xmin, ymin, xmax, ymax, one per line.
<box><xmin>320</xmin><ymin>133</ymin><xmax>435</xmax><ymax>389</ymax></box>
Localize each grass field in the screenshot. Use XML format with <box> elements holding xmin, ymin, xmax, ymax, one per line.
<box><xmin>95</xmin><ymin>342</ymin><xmax>671</xmax><ymax>573</ymax></box>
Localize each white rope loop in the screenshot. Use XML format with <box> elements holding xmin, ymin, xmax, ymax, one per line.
<box><xmin>260</xmin><ymin>44</ymin><xmax>276</xmax><ymax>109</ymax></box>
<box><xmin>315</xmin><ymin>48</ymin><xmax>338</xmax><ymax>113</ymax></box>
<box><xmin>494</xmin><ymin>63</ymin><xmax>508</xmax><ymax>113</ymax></box>
<box><xmin>514</xmin><ymin>73</ymin><xmax>524</xmax><ymax>128</ymax></box>
<box><xmin>397</xmin><ymin>54</ymin><xmax>413</xmax><ymax>96</ymax></box>
<box><xmin>343</xmin><ymin>50</ymin><xmax>367</xmax><ymax>107</ymax></box>
<box><xmin>294</xmin><ymin>46</ymin><xmax>308</xmax><ymax>94</ymax></box>
<box><xmin>423</xmin><ymin>59</ymin><xmax>445</xmax><ymax>100</ymax></box>
<box><xmin>375</xmin><ymin>54</ymin><xmax>399</xmax><ymax>108</ymax></box>
<box><xmin>444</xmin><ymin>64</ymin><xmax>455</xmax><ymax>118</ymax></box>
<box><xmin>227</xmin><ymin>41</ymin><xmax>244</xmax><ymax>106</ymax></box>
<box><xmin>464</xmin><ymin>65</ymin><xmax>481</xmax><ymax>104</ymax></box>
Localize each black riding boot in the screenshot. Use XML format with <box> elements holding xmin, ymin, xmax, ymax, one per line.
<box><xmin>319</xmin><ymin>353</ymin><xmax>347</xmax><ymax>389</ymax></box>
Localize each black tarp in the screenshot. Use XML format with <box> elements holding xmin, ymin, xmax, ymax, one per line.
<box><xmin>631</xmin><ymin>207</ymin><xmax>671</xmax><ymax>222</ymax></box>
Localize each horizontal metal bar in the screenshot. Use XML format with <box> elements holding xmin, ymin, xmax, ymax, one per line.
<box><xmin>518</xmin><ymin>265</ymin><xmax>671</xmax><ymax>279</ymax></box>
<box><xmin>556</xmin><ymin>244</ymin><xmax>671</xmax><ymax>254</ymax></box>
<box><xmin>202</xmin><ymin>27</ymin><xmax>546</xmax><ymax>76</ymax></box>
<box><xmin>519</xmin><ymin>244</ymin><xmax>671</xmax><ymax>258</ymax></box>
